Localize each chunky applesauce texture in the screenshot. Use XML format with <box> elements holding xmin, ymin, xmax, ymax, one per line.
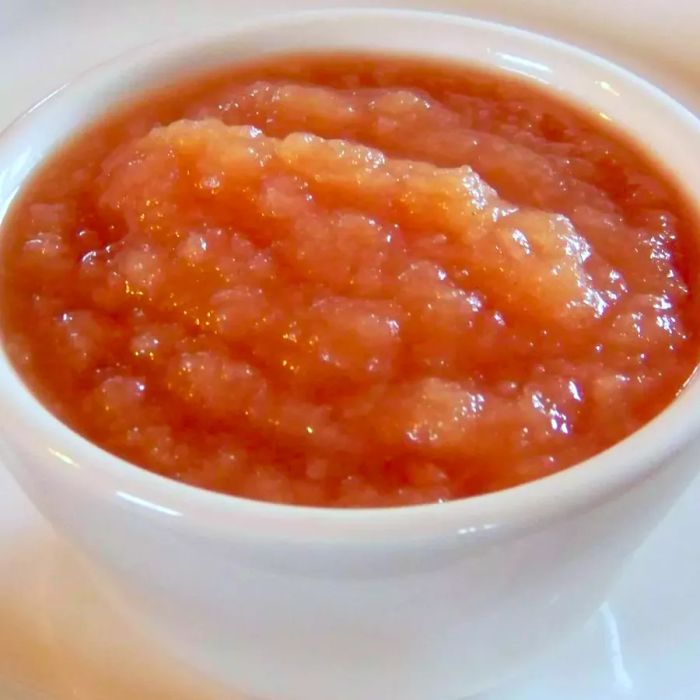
<box><xmin>1</xmin><ymin>56</ymin><xmax>697</xmax><ymax>506</ymax></box>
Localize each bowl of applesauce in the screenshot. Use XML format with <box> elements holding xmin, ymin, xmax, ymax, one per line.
<box><xmin>0</xmin><ymin>9</ymin><xmax>699</xmax><ymax>700</ymax></box>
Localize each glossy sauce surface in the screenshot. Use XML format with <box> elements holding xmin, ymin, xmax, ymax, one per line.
<box><xmin>1</xmin><ymin>54</ymin><xmax>698</xmax><ymax>506</ymax></box>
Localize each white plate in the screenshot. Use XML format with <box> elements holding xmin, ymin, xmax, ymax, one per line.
<box><xmin>1</xmin><ymin>1</ymin><xmax>699</xmax><ymax>698</ymax></box>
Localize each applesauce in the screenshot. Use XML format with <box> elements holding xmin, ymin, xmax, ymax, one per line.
<box><xmin>1</xmin><ymin>54</ymin><xmax>698</xmax><ymax>506</ymax></box>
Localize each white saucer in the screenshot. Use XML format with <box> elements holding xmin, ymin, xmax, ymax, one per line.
<box><xmin>1</xmin><ymin>1</ymin><xmax>699</xmax><ymax>698</ymax></box>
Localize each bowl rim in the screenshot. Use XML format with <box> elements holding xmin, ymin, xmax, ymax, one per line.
<box><xmin>1</xmin><ymin>7</ymin><xmax>700</xmax><ymax>544</ymax></box>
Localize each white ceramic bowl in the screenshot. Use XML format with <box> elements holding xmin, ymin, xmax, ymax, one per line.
<box><xmin>1</xmin><ymin>9</ymin><xmax>700</xmax><ymax>700</ymax></box>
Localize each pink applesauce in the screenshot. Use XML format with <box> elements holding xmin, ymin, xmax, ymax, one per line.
<box><xmin>1</xmin><ymin>54</ymin><xmax>698</xmax><ymax>506</ymax></box>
